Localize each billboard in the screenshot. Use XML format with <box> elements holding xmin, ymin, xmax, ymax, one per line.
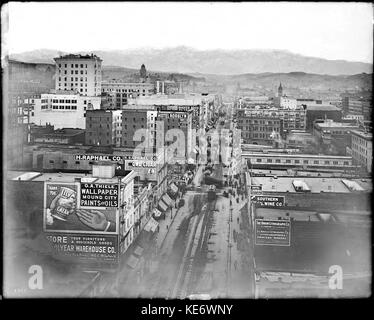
<box><xmin>251</xmin><ymin>185</ymin><xmax>262</xmax><ymax>192</ymax></box>
<box><xmin>80</xmin><ymin>183</ymin><xmax>119</xmax><ymax>208</ymax></box>
<box><xmin>44</xmin><ymin>182</ymin><xmax>118</xmax><ymax>234</ymax></box>
<box><xmin>45</xmin><ymin>233</ymin><xmax>118</xmax><ymax>265</ymax></box>
<box><xmin>74</xmin><ymin>154</ymin><xmax>123</xmax><ymax>162</ymax></box>
<box><xmin>125</xmin><ymin>160</ymin><xmax>157</xmax><ymax>181</ymax></box>
<box><xmin>251</xmin><ymin>195</ymin><xmax>285</xmax><ymax>207</ymax></box>
<box><xmin>255</xmin><ymin>219</ymin><xmax>291</xmax><ymax>246</ymax></box>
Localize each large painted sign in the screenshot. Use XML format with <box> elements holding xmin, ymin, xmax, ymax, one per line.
<box><xmin>43</xmin><ymin>182</ymin><xmax>119</xmax><ymax>266</ymax></box>
<box><xmin>251</xmin><ymin>195</ymin><xmax>285</xmax><ymax>207</ymax></box>
<box><xmin>255</xmin><ymin>219</ymin><xmax>291</xmax><ymax>246</ymax></box>
<box><xmin>44</xmin><ymin>182</ymin><xmax>118</xmax><ymax>234</ymax></box>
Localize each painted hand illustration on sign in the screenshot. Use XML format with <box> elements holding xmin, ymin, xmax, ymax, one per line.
<box><xmin>76</xmin><ymin>209</ymin><xmax>116</xmax><ymax>232</ymax></box>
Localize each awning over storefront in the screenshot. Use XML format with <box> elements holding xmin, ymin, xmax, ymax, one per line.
<box><xmin>170</xmin><ymin>183</ymin><xmax>178</xmax><ymax>194</ymax></box>
<box><xmin>162</xmin><ymin>193</ymin><xmax>173</xmax><ymax>207</ymax></box>
<box><xmin>133</xmin><ymin>245</ymin><xmax>144</xmax><ymax>257</ymax></box>
<box><xmin>158</xmin><ymin>200</ymin><xmax>168</xmax><ymax>212</ymax></box>
<box><xmin>144</xmin><ymin>217</ymin><xmax>159</xmax><ymax>233</ymax></box>
<box><xmin>153</xmin><ymin>208</ymin><xmax>163</xmax><ymax>219</ymax></box>
<box><xmin>127</xmin><ymin>255</ymin><xmax>139</xmax><ymax>269</ymax></box>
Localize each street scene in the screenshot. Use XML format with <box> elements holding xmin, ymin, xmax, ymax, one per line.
<box><xmin>3</xmin><ymin>2</ymin><xmax>373</xmax><ymax>300</ymax></box>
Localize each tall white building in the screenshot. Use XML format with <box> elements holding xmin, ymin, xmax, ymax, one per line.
<box><xmin>54</xmin><ymin>54</ymin><xmax>102</xmax><ymax>97</ymax></box>
<box><xmin>30</xmin><ymin>92</ymin><xmax>101</xmax><ymax>129</ymax></box>
<box><xmin>350</xmin><ymin>130</ymin><xmax>372</xmax><ymax>173</ymax></box>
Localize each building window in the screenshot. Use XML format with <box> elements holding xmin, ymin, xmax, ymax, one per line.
<box><xmin>256</xmin><ymin>159</ymin><xmax>262</xmax><ymax>162</ymax></box>
<box><xmin>267</xmin><ymin>159</ymin><xmax>272</xmax><ymax>163</ymax></box>
<box><xmin>75</xmin><ymin>161</ymin><xmax>80</xmax><ymax>164</ymax></box>
<box><xmin>303</xmin><ymin>160</ymin><xmax>308</xmax><ymax>164</ymax></box>
<box><xmin>286</xmin><ymin>160</ymin><xmax>291</xmax><ymax>163</ymax></box>
<box><xmin>314</xmin><ymin>160</ymin><xmax>319</xmax><ymax>164</ymax></box>
<box><xmin>324</xmin><ymin>160</ymin><xmax>330</xmax><ymax>165</ymax></box>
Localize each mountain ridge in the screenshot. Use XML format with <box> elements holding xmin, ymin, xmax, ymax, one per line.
<box><xmin>9</xmin><ymin>47</ymin><xmax>372</xmax><ymax>76</ymax></box>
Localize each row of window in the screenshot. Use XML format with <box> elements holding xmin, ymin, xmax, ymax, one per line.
<box><xmin>59</xmin><ymin>64</ymin><xmax>88</xmax><ymax>68</ymax></box>
<box><xmin>252</xmin><ymin>158</ymin><xmax>350</xmax><ymax>165</ymax></box>
<box><xmin>103</xmin><ymin>88</ymin><xmax>149</xmax><ymax>93</ymax></box>
<box><xmin>59</xmin><ymin>77</ymin><xmax>89</xmax><ymax>82</ymax></box>
<box><xmin>52</xmin><ymin>99</ymin><xmax>78</xmax><ymax>103</ymax></box>
<box><xmin>51</xmin><ymin>105</ymin><xmax>78</xmax><ymax>110</ymax></box>
<box><xmin>60</xmin><ymin>70</ymin><xmax>88</xmax><ymax>75</ymax></box>
<box><xmin>240</xmin><ymin>126</ymin><xmax>279</xmax><ymax>132</ymax></box>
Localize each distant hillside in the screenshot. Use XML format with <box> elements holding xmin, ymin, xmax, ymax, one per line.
<box><xmin>10</xmin><ymin>47</ymin><xmax>372</xmax><ymax>75</ymax></box>
<box><xmin>101</xmin><ymin>66</ymin><xmax>205</xmax><ymax>83</ymax></box>
<box><xmin>225</xmin><ymin>72</ymin><xmax>373</xmax><ymax>91</ymax></box>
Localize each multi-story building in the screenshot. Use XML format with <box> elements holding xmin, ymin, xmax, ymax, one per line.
<box><xmin>101</xmin><ymin>81</ymin><xmax>155</xmax><ymax>108</ymax></box>
<box><xmin>313</xmin><ymin>120</ymin><xmax>359</xmax><ymax>155</ymax></box>
<box><xmin>244</xmin><ymin>151</ymin><xmax>355</xmax><ymax>172</ymax></box>
<box><xmin>7</xmin><ymin>166</ymin><xmax>138</xmax><ymax>266</ymax></box>
<box><xmin>285</xmin><ymin>130</ymin><xmax>318</xmax><ymax>152</ymax></box>
<box><xmin>237</xmin><ymin>107</ymin><xmax>306</xmax><ymax>135</ymax></box>
<box><xmin>279</xmin><ymin>107</ymin><xmax>306</xmax><ymax>133</ymax></box>
<box><xmin>121</xmin><ymin>108</ymin><xmax>156</xmax><ymax>151</ymax></box>
<box><xmin>305</xmin><ymin>105</ymin><xmax>342</xmax><ymax>130</ymax></box>
<box><xmin>4</xmin><ymin>93</ymin><xmax>32</xmax><ymax>169</ymax></box>
<box><xmin>342</xmin><ymin>94</ymin><xmax>372</xmax><ymax>120</ymax></box>
<box><xmin>350</xmin><ymin>130</ymin><xmax>372</xmax><ymax>173</ymax></box>
<box><xmin>237</xmin><ymin>109</ymin><xmax>281</xmax><ymax>146</ymax></box>
<box><xmin>156</xmin><ymin>110</ymin><xmax>193</xmax><ymax>160</ymax></box>
<box><xmin>85</xmin><ymin>109</ymin><xmax>122</xmax><ymax>146</ymax></box>
<box><xmin>30</xmin><ymin>91</ymin><xmax>101</xmax><ymax>129</ymax></box>
<box><xmin>54</xmin><ymin>54</ymin><xmax>102</xmax><ymax>96</ymax></box>
<box><xmin>33</xmin><ymin>128</ymin><xmax>85</xmax><ymax>145</ymax></box>
<box><xmin>274</xmin><ymin>96</ymin><xmax>297</xmax><ymax>109</ymax></box>
<box><xmin>127</xmin><ymin>93</ymin><xmax>208</xmax><ymax>130</ymax></box>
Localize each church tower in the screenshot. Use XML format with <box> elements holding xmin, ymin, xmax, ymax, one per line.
<box><xmin>278</xmin><ymin>82</ymin><xmax>283</xmax><ymax>97</ymax></box>
<box><xmin>140</xmin><ymin>64</ymin><xmax>147</xmax><ymax>78</ymax></box>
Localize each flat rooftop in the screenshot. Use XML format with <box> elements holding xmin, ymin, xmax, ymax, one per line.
<box><xmin>306</xmin><ymin>105</ymin><xmax>340</xmax><ymax>111</ymax></box>
<box><xmin>243</xmin><ymin>152</ymin><xmax>352</xmax><ymax>159</ymax></box>
<box><xmin>249</xmin><ymin>169</ymin><xmax>368</xmax><ymax>178</ymax></box>
<box><xmin>254</xmin><ymin>208</ymin><xmax>371</xmax><ymax>274</ymax></box>
<box><xmin>250</xmin><ymin>176</ymin><xmax>372</xmax><ymax>193</ymax></box>
<box><xmin>314</xmin><ymin>121</ymin><xmax>359</xmax><ymax>128</ymax></box>
<box><xmin>255</xmin><ymin>207</ymin><xmax>370</xmax><ymax>222</ymax></box>
<box><xmin>351</xmin><ymin>129</ymin><xmax>372</xmax><ymax>140</ymax></box>
<box><xmin>54</xmin><ymin>54</ymin><xmax>102</xmax><ymax>61</ymax></box>
<box><xmin>8</xmin><ymin>171</ymin><xmax>132</xmax><ymax>183</ymax></box>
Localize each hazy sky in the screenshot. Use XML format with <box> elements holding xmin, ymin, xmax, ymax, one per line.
<box><xmin>3</xmin><ymin>2</ymin><xmax>373</xmax><ymax>63</ymax></box>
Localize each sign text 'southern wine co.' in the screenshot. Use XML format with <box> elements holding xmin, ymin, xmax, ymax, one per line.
<box><xmin>251</xmin><ymin>195</ymin><xmax>285</xmax><ymax>207</ymax></box>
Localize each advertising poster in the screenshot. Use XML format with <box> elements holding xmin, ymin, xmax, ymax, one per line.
<box><xmin>255</xmin><ymin>219</ymin><xmax>291</xmax><ymax>246</ymax></box>
<box><xmin>44</xmin><ymin>182</ymin><xmax>118</xmax><ymax>234</ymax></box>
<box><xmin>125</xmin><ymin>160</ymin><xmax>157</xmax><ymax>181</ymax></box>
<box><xmin>80</xmin><ymin>183</ymin><xmax>119</xmax><ymax>208</ymax></box>
<box><xmin>45</xmin><ymin>233</ymin><xmax>119</xmax><ymax>265</ymax></box>
<box><xmin>251</xmin><ymin>195</ymin><xmax>285</xmax><ymax>207</ymax></box>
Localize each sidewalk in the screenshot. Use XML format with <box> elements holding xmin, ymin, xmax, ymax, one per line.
<box><xmin>228</xmin><ymin>188</ymin><xmax>253</xmax><ymax>298</ymax></box>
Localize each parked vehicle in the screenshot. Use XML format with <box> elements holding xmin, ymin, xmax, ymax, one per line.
<box><xmin>208</xmin><ymin>185</ymin><xmax>217</xmax><ymax>201</ymax></box>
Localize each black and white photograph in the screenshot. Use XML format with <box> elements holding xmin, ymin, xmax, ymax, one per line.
<box><xmin>1</xmin><ymin>1</ymin><xmax>373</xmax><ymax>303</ymax></box>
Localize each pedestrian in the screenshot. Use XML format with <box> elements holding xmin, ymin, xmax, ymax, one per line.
<box><xmin>234</xmin><ymin>260</ymin><xmax>238</xmax><ymax>270</ymax></box>
<box><xmin>166</xmin><ymin>225</ymin><xmax>169</xmax><ymax>230</ymax></box>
